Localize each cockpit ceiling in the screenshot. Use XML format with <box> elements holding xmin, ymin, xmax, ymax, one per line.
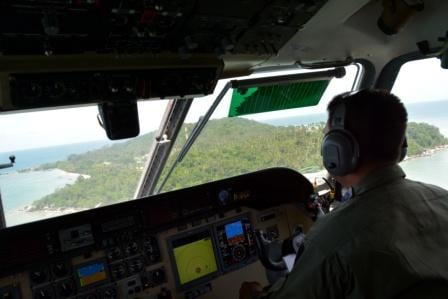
<box><xmin>258</xmin><ymin>0</ymin><xmax>448</xmax><ymax>74</ymax></box>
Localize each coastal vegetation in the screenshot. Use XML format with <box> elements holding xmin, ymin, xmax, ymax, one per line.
<box><xmin>30</xmin><ymin>119</ymin><xmax>448</xmax><ymax>210</ymax></box>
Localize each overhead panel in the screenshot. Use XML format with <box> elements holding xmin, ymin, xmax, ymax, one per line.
<box><xmin>0</xmin><ymin>0</ymin><xmax>329</xmax><ymax>112</ymax></box>
<box><xmin>0</xmin><ymin>0</ymin><xmax>329</xmax><ymax>57</ymax></box>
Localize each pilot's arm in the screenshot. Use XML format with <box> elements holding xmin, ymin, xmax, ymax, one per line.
<box><xmin>240</xmin><ymin>248</ymin><xmax>352</xmax><ymax>299</ymax></box>
<box><xmin>240</xmin><ymin>213</ymin><xmax>354</xmax><ymax>299</ymax></box>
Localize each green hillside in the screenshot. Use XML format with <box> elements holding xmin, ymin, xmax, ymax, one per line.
<box><xmin>30</xmin><ymin>119</ymin><xmax>448</xmax><ymax>210</ymax></box>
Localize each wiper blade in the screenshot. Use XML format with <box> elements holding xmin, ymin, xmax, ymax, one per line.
<box><xmin>156</xmin><ymin>82</ymin><xmax>232</xmax><ymax>193</ymax></box>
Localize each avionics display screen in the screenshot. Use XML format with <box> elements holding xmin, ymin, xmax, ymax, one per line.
<box><xmin>225</xmin><ymin>220</ymin><xmax>245</xmax><ymax>243</ymax></box>
<box><xmin>225</xmin><ymin>220</ymin><xmax>244</xmax><ymax>238</ymax></box>
<box><xmin>76</xmin><ymin>262</ymin><xmax>107</xmax><ymax>287</ymax></box>
<box><xmin>172</xmin><ymin>230</ymin><xmax>218</xmax><ymax>286</ymax></box>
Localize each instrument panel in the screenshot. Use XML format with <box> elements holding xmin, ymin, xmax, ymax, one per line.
<box><xmin>0</xmin><ymin>168</ymin><xmax>314</xmax><ymax>299</ymax></box>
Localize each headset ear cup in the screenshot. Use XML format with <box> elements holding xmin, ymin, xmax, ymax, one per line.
<box><xmin>322</xmin><ymin>129</ymin><xmax>359</xmax><ymax>176</ymax></box>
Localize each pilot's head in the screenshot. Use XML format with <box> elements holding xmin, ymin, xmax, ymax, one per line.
<box><xmin>321</xmin><ymin>89</ymin><xmax>408</xmax><ymax>186</ymax></box>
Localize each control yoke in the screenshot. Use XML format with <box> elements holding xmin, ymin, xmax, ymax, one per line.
<box><xmin>253</xmin><ymin>230</ymin><xmax>287</xmax><ymax>272</ymax></box>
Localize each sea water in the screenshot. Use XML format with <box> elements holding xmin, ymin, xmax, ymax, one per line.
<box><xmin>400</xmin><ymin>149</ymin><xmax>448</xmax><ymax>189</ymax></box>
<box><xmin>0</xmin><ymin>141</ymin><xmax>111</xmax><ymax>226</ymax></box>
<box><xmin>0</xmin><ymin>140</ymin><xmax>111</xmax><ymax>172</ymax></box>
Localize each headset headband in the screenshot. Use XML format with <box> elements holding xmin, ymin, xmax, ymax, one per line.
<box><xmin>331</xmin><ymin>103</ymin><xmax>346</xmax><ymax>129</ymax></box>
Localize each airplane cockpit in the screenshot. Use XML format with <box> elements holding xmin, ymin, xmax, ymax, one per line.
<box><xmin>0</xmin><ymin>1</ymin><xmax>447</xmax><ymax>298</ymax></box>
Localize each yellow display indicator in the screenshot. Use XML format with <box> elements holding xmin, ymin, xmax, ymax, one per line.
<box><xmin>173</xmin><ymin>236</ymin><xmax>218</xmax><ymax>285</ymax></box>
<box><xmin>77</xmin><ymin>262</ymin><xmax>107</xmax><ymax>287</ymax></box>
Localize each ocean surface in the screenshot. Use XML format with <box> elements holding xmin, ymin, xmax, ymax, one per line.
<box><xmin>400</xmin><ymin>149</ymin><xmax>448</xmax><ymax>189</ymax></box>
<box><xmin>0</xmin><ymin>140</ymin><xmax>111</xmax><ymax>172</ymax></box>
<box><xmin>0</xmin><ymin>140</ymin><xmax>112</xmax><ymax>226</ymax></box>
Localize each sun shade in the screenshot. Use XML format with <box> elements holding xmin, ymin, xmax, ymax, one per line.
<box><xmin>228</xmin><ymin>80</ymin><xmax>330</xmax><ymax>117</ymax></box>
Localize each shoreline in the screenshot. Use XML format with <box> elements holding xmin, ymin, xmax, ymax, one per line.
<box><xmin>2</xmin><ymin>168</ymin><xmax>90</xmax><ymax>226</ymax></box>
<box><xmin>19</xmin><ymin>168</ymin><xmax>90</xmax><ymax>212</ymax></box>
<box><xmin>5</xmin><ymin>146</ymin><xmax>448</xmax><ymax>226</ymax></box>
<box><xmin>402</xmin><ymin>144</ymin><xmax>448</xmax><ymax>162</ymax></box>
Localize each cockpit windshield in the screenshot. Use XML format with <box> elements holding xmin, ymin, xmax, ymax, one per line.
<box><xmin>0</xmin><ymin>101</ymin><xmax>169</xmax><ymax>227</ymax></box>
<box><xmin>0</xmin><ymin>66</ymin><xmax>360</xmax><ymax>228</ymax></box>
<box><xmin>2</xmin><ymin>58</ymin><xmax>446</xmax><ymax>228</ymax></box>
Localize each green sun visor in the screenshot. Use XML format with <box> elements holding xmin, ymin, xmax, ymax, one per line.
<box><xmin>228</xmin><ymin>79</ymin><xmax>330</xmax><ymax>117</ymax></box>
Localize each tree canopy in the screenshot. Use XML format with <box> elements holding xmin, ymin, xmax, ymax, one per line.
<box><xmin>31</xmin><ymin>119</ymin><xmax>448</xmax><ymax>210</ymax></box>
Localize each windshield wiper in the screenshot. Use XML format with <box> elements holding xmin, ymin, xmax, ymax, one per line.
<box><xmin>156</xmin><ymin>82</ymin><xmax>232</xmax><ymax>193</ymax></box>
<box><xmin>156</xmin><ymin>68</ymin><xmax>345</xmax><ymax>194</ymax></box>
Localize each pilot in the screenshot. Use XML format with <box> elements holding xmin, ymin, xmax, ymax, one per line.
<box><xmin>240</xmin><ymin>89</ymin><xmax>448</xmax><ymax>298</ymax></box>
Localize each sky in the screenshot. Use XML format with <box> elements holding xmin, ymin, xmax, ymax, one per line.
<box><xmin>0</xmin><ymin>58</ymin><xmax>447</xmax><ymax>153</ymax></box>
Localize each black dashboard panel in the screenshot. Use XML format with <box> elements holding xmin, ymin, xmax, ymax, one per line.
<box><xmin>0</xmin><ymin>168</ymin><xmax>313</xmax><ymax>298</ymax></box>
<box><xmin>6</xmin><ymin>67</ymin><xmax>220</xmax><ymax>110</ymax></box>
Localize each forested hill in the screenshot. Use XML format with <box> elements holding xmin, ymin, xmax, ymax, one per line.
<box><xmin>31</xmin><ymin>119</ymin><xmax>448</xmax><ymax>210</ymax></box>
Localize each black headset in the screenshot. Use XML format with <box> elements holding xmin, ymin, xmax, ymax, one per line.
<box><xmin>321</xmin><ymin>100</ymin><xmax>359</xmax><ymax>176</ymax></box>
<box><xmin>321</xmin><ymin>91</ymin><xmax>408</xmax><ymax>177</ymax></box>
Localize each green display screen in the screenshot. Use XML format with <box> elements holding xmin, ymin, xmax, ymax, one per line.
<box><xmin>173</xmin><ymin>234</ymin><xmax>218</xmax><ymax>285</ymax></box>
<box><xmin>228</xmin><ymin>80</ymin><xmax>330</xmax><ymax>117</ymax></box>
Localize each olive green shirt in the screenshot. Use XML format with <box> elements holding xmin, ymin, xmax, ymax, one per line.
<box><xmin>266</xmin><ymin>165</ymin><xmax>448</xmax><ymax>298</ymax></box>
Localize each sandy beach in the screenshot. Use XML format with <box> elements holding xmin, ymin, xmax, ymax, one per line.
<box><xmin>3</xmin><ymin>168</ymin><xmax>89</xmax><ymax>227</ymax></box>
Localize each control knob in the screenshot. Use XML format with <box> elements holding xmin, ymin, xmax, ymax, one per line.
<box><xmin>53</xmin><ymin>262</ymin><xmax>68</xmax><ymax>277</ymax></box>
<box><xmin>30</xmin><ymin>269</ymin><xmax>48</xmax><ymax>284</ymax></box>
<box><xmin>152</xmin><ymin>268</ymin><xmax>166</xmax><ymax>284</ymax></box>
<box><xmin>157</xmin><ymin>288</ymin><xmax>172</xmax><ymax>299</ymax></box>
<box><xmin>34</xmin><ymin>289</ymin><xmax>53</xmax><ymax>299</ymax></box>
<box><xmin>111</xmin><ymin>263</ymin><xmax>127</xmax><ymax>280</ymax></box>
<box><xmin>103</xmin><ymin>288</ymin><xmax>117</xmax><ymax>299</ymax></box>
<box><xmin>57</xmin><ymin>280</ymin><xmax>74</xmax><ymax>297</ymax></box>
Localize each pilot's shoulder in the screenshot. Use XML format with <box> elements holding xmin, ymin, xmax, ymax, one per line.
<box><xmin>403</xmin><ymin>178</ymin><xmax>448</xmax><ymax>198</ymax></box>
<box><xmin>303</xmin><ymin>208</ymin><xmax>352</xmax><ymax>253</ymax></box>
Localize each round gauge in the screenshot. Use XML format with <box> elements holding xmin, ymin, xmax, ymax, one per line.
<box><xmin>52</xmin><ymin>262</ymin><xmax>68</xmax><ymax>277</ymax></box>
<box><xmin>232</xmin><ymin>245</ymin><xmax>247</xmax><ymax>262</ymax></box>
<box><xmin>107</xmin><ymin>247</ymin><xmax>122</xmax><ymax>260</ymax></box>
<box><xmin>143</xmin><ymin>240</ymin><xmax>153</xmax><ymax>253</ymax></box>
<box><xmin>128</xmin><ymin>258</ymin><xmax>144</xmax><ymax>274</ymax></box>
<box><xmin>111</xmin><ymin>263</ymin><xmax>127</xmax><ymax>279</ymax></box>
<box><xmin>126</xmin><ymin>241</ymin><xmax>139</xmax><ymax>256</ymax></box>
<box><xmin>23</xmin><ymin>83</ymin><xmax>43</xmax><ymax>100</ymax></box>
<box><xmin>49</xmin><ymin>82</ymin><xmax>66</xmax><ymax>98</ymax></box>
